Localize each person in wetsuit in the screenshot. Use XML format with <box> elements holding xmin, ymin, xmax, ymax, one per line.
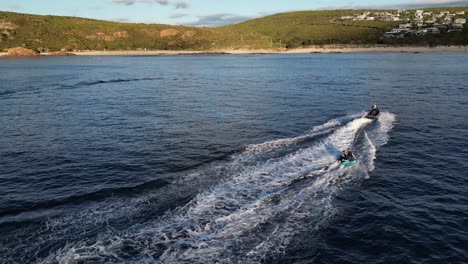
<box><xmin>346</xmin><ymin>151</ymin><xmax>355</xmax><ymax>161</ymax></box>
<box><xmin>339</xmin><ymin>151</ymin><xmax>347</xmax><ymax>162</ymax></box>
<box><xmin>339</xmin><ymin>150</ymin><xmax>356</xmax><ymax>162</ymax></box>
<box><xmin>367</xmin><ymin>103</ymin><xmax>379</xmax><ymax>117</ymax></box>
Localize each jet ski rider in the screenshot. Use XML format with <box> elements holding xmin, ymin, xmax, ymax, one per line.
<box><xmin>339</xmin><ymin>150</ymin><xmax>356</xmax><ymax>162</ymax></box>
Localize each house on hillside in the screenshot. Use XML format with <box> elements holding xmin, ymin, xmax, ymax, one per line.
<box><xmin>383</xmin><ymin>16</ymin><xmax>400</xmax><ymax>21</ymax></box>
<box><xmin>426</xmin><ymin>17</ymin><xmax>436</xmax><ymax>24</ymax></box>
<box><xmin>356</xmin><ymin>12</ymin><xmax>371</xmax><ymax>20</ymax></box>
<box><xmin>413</xmin><ymin>17</ymin><xmax>424</xmax><ymax>24</ymax></box>
<box><xmin>435</xmin><ymin>25</ymin><xmax>448</xmax><ymax>31</ymax></box>
<box><xmin>436</xmin><ymin>11</ymin><xmax>450</xmax><ymax>18</ymax></box>
<box><xmin>424</xmin><ymin>27</ymin><xmax>441</xmax><ymax>34</ymax></box>
<box><xmin>454</xmin><ymin>18</ymin><xmax>466</xmax><ymax>24</ymax></box>
<box><xmin>399</xmin><ymin>23</ymin><xmax>412</xmax><ymax>29</ymax></box>
<box><xmin>443</xmin><ymin>16</ymin><xmax>453</xmax><ymax>25</ymax></box>
<box><xmin>456</xmin><ymin>11</ymin><xmax>465</xmax><ymax>15</ymax></box>
<box><xmin>384</xmin><ymin>29</ymin><xmax>405</xmax><ymax>38</ymax></box>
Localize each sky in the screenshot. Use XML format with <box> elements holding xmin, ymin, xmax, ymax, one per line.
<box><xmin>0</xmin><ymin>0</ymin><xmax>467</xmax><ymax>27</ymax></box>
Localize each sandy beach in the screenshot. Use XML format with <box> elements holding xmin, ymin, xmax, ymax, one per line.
<box><xmin>1</xmin><ymin>45</ymin><xmax>467</xmax><ymax>56</ymax></box>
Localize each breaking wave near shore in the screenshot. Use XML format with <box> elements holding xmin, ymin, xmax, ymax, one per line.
<box><xmin>6</xmin><ymin>112</ymin><xmax>396</xmax><ymax>264</ymax></box>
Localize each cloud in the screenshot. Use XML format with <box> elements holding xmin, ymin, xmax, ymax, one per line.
<box><xmin>111</xmin><ymin>0</ymin><xmax>188</xmax><ymax>8</ymax></box>
<box><xmin>412</xmin><ymin>0</ymin><xmax>466</xmax><ymax>3</ymax></box>
<box><xmin>318</xmin><ymin>0</ymin><xmax>468</xmax><ymax>9</ymax></box>
<box><xmin>89</xmin><ymin>5</ymin><xmax>105</xmax><ymax>11</ymax></box>
<box><xmin>380</xmin><ymin>0</ymin><xmax>468</xmax><ymax>8</ymax></box>
<box><xmin>170</xmin><ymin>13</ymin><xmax>189</xmax><ymax>19</ymax></box>
<box><xmin>112</xmin><ymin>0</ymin><xmax>136</xmax><ymax>5</ymax></box>
<box><xmin>142</xmin><ymin>0</ymin><xmax>169</xmax><ymax>5</ymax></box>
<box><xmin>183</xmin><ymin>13</ymin><xmax>257</xmax><ymax>27</ymax></box>
<box><xmin>173</xmin><ymin>1</ymin><xmax>188</xmax><ymax>9</ymax></box>
<box><xmin>401</xmin><ymin>0</ymin><xmax>468</xmax><ymax>8</ymax></box>
<box><xmin>114</xmin><ymin>18</ymin><xmax>131</xmax><ymax>22</ymax></box>
<box><xmin>8</xmin><ymin>4</ymin><xmax>22</xmax><ymax>10</ymax></box>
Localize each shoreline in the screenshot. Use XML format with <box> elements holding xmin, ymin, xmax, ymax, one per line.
<box><xmin>1</xmin><ymin>45</ymin><xmax>467</xmax><ymax>56</ymax></box>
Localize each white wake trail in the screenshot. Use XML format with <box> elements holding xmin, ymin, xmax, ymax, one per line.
<box><xmin>244</xmin><ymin>113</ymin><xmax>363</xmax><ymax>155</ymax></box>
<box><xmin>39</xmin><ymin>112</ymin><xmax>396</xmax><ymax>264</ymax></box>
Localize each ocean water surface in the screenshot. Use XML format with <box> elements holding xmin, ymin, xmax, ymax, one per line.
<box><xmin>0</xmin><ymin>53</ymin><xmax>467</xmax><ymax>263</ymax></box>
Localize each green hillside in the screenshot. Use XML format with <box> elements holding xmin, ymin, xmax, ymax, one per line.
<box><xmin>223</xmin><ymin>7</ymin><xmax>468</xmax><ymax>48</ymax></box>
<box><xmin>0</xmin><ymin>11</ymin><xmax>220</xmax><ymax>51</ymax></box>
<box><xmin>221</xmin><ymin>10</ymin><xmax>394</xmax><ymax>48</ymax></box>
<box><xmin>1</xmin><ymin>7</ymin><xmax>467</xmax><ymax>52</ymax></box>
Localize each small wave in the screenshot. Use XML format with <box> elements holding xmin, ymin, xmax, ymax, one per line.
<box><xmin>0</xmin><ymin>84</ymin><xmax>43</xmax><ymax>98</ymax></box>
<box><xmin>1</xmin><ymin>77</ymin><xmax>166</xmax><ymax>98</ymax></box>
<box><xmin>0</xmin><ymin>178</ymin><xmax>172</xmax><ymax>223</ymax></box>
<box><xmin>56</xmin><ymin>77</ymin><xmax>164</xmax><ymax>90</ymax></box>
<box><xmin>0</xmin><ymin>90</ymin><xmax>16</xmax><ymax>96</ymax></box>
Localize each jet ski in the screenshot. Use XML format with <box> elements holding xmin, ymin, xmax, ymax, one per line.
<box><xmin>365</xmin><ymin>104</ymin><xmax>380</xmax><ymax>119</ymax></box>
<box><xmin>339</xmin><ymin>151</ymin><xmax>358</xmax><ymax>166</ymax></box>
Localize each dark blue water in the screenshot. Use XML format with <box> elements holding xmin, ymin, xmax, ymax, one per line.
<box><xmin>0</xmin><ymin>53</ymin><xmax>467</xmax><ymax>264</ymax></box>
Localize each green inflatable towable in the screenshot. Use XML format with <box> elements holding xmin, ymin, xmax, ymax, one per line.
<box><xmin>341</xmin><ymin>160</ymin><xmax>358</xmax><ymax>166</ymax></box>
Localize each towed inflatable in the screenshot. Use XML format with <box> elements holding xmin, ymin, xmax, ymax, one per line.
<box><xmin>339</xmin><ymin>151</ymin><xmax>358</xmax><ymax>166</ymax></box>
<box><xmin>341</xmin><ymin>159</ymin><xmax>357</xmax><ymax>166</ymax></box>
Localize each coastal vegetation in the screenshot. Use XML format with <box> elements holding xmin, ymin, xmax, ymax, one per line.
<box><xmin>0</xmin><ymin>7</ymin><xmax>467</xmax><ymax>52</ymax></box>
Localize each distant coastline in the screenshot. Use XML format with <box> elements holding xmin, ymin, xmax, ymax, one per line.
<box><xmin>1</xmin><ymin>45</ymin><xmax>467</xmax><ymax>57</ymax></box>
<box><xmin>2</xmin><ymin>8</ymin><xmax>467</xmax><ymax>53</ymax></box>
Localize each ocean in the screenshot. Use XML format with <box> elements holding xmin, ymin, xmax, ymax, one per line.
<box><xmin>0</xmin><ymin>53</ymin><xmax>467</xmax><ymax>263</ymax></box>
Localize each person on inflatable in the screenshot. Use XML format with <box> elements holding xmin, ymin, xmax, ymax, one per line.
<box><xmin>339</xmin><ymin>151</ymin><xmax>347</xmax><ymax>162</ymax></box>
<box><xmin>346</xmin><ymin>150</ymin><xmax>355</xmax><ymax>161</ymax></box>
<box><xmin>339</xmin><ymin>150</ymin><xmax>355</xmax><ymax>162</ymax></box>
